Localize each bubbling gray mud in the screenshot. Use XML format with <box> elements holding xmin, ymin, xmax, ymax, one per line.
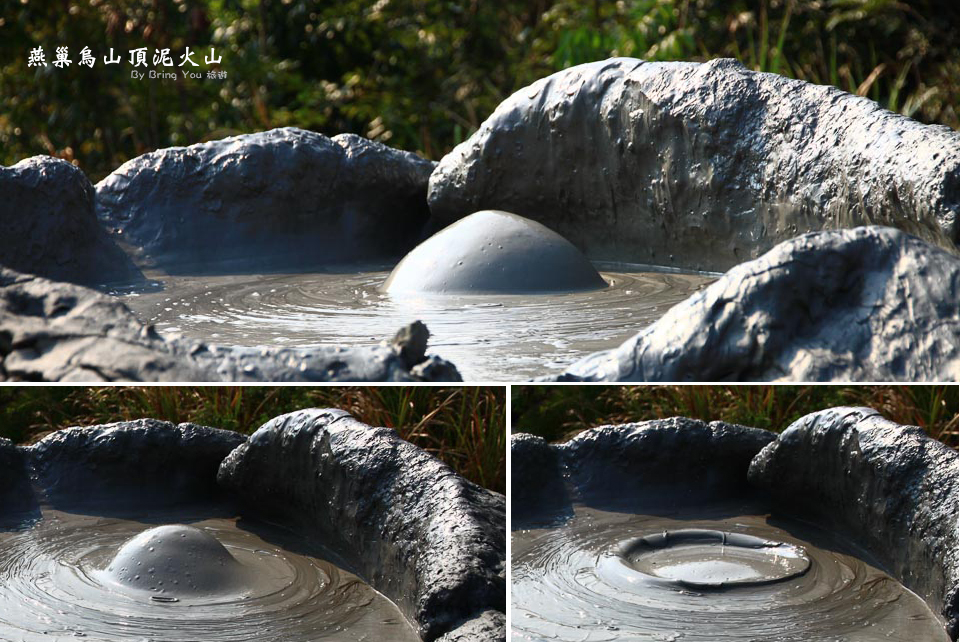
<box><xmin>121</xmin><ymin>265</ymin><xmax>711</xmax><ymax>381</ymax></box>
<box><xmin>512</xmin><ymin>503</ymin><xmax>950</xmax><ymax>642</ymax></box>
<box><xmin>0</xmin><ymin>509</ymin><xmax>419</xmax><ymax>642</ymax></box>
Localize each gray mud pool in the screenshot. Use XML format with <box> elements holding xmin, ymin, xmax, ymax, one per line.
<box><xmin>0</xmin><ymin>508</ymin><xmax>418</xmax><ymax>642</ymax></box>
<box><xmin>120</xmin><ymin>264</ymin><xmax>711</xmax><ymax>381</ymax></box>
<box><xmin>512</xmin><ymin>502</ymin><xmax>950</xmax><ymax>642</ymax></box>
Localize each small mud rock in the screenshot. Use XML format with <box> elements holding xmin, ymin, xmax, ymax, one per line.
<box><xmin>392</xmin><ymin>319</ymin><xmax>429</xmax><ymax>368</ymax></box>
<box><xmin>28</xmin><ymin>420</ymin><xmax>246</xmax><ymax>508</ymax></box>
<box><xmin>548</xmin><ymin>227</ymin><xmax>960</xmax><ymax>382</ymax></box>
<box><xmin>97</xmin><ymin>128</ymin><xmax>436</xmax><ymax>273</ymax></box>
<box><xmin>0</xmin><ymin>156</ymin><xmax>142</xmax><ymax>287</ymax></box>
<box><xmin>217</xmin><ymin>409</ymin><xmax>505</xmax><ymax>641</ymax></box>
<box><xmin>748</xmin><ymin>407</ymin><xmax>959</xmax><ymax>641</ymax></box>
<box><xmin>429</xmin><ymin>58</ymin><xmax>959</xmax><ymax>271</ymax></box>
<box><xmin>0</xmin><ymin>268</ymin><xmax>461</xmax><ymax>382</ymax></box>
<box><xmin>410</xmin><ymin>355</ymin><xmax>463</xmax><ymax>381</ymax></box>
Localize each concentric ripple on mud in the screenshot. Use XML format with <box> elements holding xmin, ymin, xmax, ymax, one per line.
<box><xmin>512</xmin><ymin>504</ymin><xmax>950</xmax><ymax>642</ymax></box>
<box><xmin>119</xmin><ymin>263</ymin><xmax>712</xmax><ymax>381</ymax></box>
<box><xmin>0</xmin><ymin>509</ymin><xmax>418</xmax><ymax>642</ymax></box>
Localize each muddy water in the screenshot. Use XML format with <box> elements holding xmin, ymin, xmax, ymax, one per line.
<box><xmin>512</xmin><ymin>503</ymin><xmax>950</xmax><ymax>641</ymax></box>
<box><xmin>0</xmin><ymin>509</ymin><xmax>419</xmax><ymax>642</ymax></box>
<box><xmin>119</xmin><ymin>263</ymin><xmax>712</xmax><ymax>381</ymax></box>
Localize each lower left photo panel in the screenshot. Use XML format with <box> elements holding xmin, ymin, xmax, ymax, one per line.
<box><xmin>0</xmin><ymin>385</ymin><xmax>506</xmax><ymax>642</ymax></box>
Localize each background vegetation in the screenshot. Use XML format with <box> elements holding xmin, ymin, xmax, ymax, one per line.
<box><xmin>2</xmin><ymin>0</ymin><xmax>956</xmax><ymax>181</ymax></box>
<box><xmin>0</xmin><ymin>386</ymin><xmax>506</xmax><ymax>493</ymax></box>
<box><xmin>513</xmin><ymin>384</ymin><xmax>958</xmax><ymax>448</ymax></box>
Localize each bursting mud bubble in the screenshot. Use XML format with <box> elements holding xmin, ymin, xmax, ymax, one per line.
<box><xmin>510</xmin><ymin>412</ymin><xmax>958</xmax><ymax>641</ymax></box>
<box><xmin>615</xmin><ymin>529</ymin><xmax>811</xmax><ymax>589</ymax></box>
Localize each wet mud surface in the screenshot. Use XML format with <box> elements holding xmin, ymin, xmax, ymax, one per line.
<box><xmin>121</xmin><ymin>264</ymin><xmax>711</xmax><ymax>381</ymax></box>
<box><xmin>512</xmin><ymin>502</ymin><xmax>950</xmax><ymax>642</ymax></box>
<box><xmin>0</xmin><ymin>507</ymin><xmax>419</xmax><ymax>642</ymax></box>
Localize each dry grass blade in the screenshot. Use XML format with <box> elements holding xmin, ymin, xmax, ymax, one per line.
<box><xmin>514</xmin><ymin>385</ymin><xmax>958</xmax><ymax>450</ymax></box>
<box><xmin>0</xmin><ymin>386</ymin><xmax>506</xmax><ymax>494</ymax></box>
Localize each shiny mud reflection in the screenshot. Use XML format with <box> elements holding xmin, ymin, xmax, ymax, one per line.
<box><xmin>618</xmin><ymin>529</ymin><xmax>811</xmax><ymax>589</ymax></box>
<box><xmin>512</xmin><ymin>504</ymin><xmax>950</xmax><ymax>642</ymax></box>
<box><xmin>0</xmin><ymin>509</ymin><xmax>418</xmax><ymax>642</ymax></box>
<box><xmin>120</xmin><ymin>263</ymin><xmax>712</xmax><ymax>381</ymax></box>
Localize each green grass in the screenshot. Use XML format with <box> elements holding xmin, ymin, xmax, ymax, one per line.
<box><xmin>0</xmin><ymin>386</ymin><xmax>506</xmax><ymax>494</ymax></box>
<box><xmin>512</xmin><ymin>385</ymin><xmax>958</xmax><ymax>449</ymax></box>
<box><xmin>3</xmin><ymin>1</ymin><xmax>956</xmax><ymax>180</ymax></box>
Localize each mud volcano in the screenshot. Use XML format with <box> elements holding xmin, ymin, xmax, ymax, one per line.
<box><xmin>95</xmin><ymin>128</ymin><xmax>700</xmax><ymax>380</ymax></box>
<box><xmin>0</xmin><ymin>141</ymin><xmax>710</xmax><ymax>381</ymax></box>
<box><xmin>511</xmin><ymin>408</ymin><xmax>958</xmax><ymax>641</ymax></box>
<box><xmin>0</xmin><ymin>411</ymin><xmax>504</xmax><ymax>641</ymax></box>
<box><xmin>118</xmin><ymin>208</ymin><xmax>707</xmax><ymax>380</ymax></box>
<box><xmin>5</xmin><ymin>57</ymin><xmax>960</xmax><ymax>381</ymax></box>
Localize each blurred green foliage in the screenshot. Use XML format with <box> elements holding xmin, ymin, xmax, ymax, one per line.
<box><xmin>0</xmin><ymin>386</ymin><xmax>506</xmax><ymax>493</ymax></box>
<box><xmin>1</xmin><ymin>0</ymin><xmax>957</xmax><ymax>181</ymax></box>
<box><xmin>512</xmin><ymin>384</ymin><xmax>959</xmax><ymax>448</ymax></box>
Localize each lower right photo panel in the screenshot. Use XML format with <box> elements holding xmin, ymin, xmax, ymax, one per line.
<box><xmin>510</xmin><ymin>384</ymin><xmax>959</xmax><ymax>642</ymax></box>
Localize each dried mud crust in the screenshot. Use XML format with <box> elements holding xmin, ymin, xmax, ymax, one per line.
<box><xmin>97</xmin><ymin>128</ymin><xmax>436</xmax><ymax>273</ymax></box>
<box><xmin>430</xmin><ymin>58</ymin><xmax>959</xmax><ymax>272</ymax></box>
<box><xmin>0</xmin><ymin>156</ymin><xmax>142</xmax><ymax>287</ymax></box>
<box><xmin>546</xmin><ymin>226</ymin><xmax>960</xmax><ymax>382</ymax></box>
<box><xmin>218</xmin><ymin>409</ymin><xmax>505</xmax><ymax>641</ymax></box>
